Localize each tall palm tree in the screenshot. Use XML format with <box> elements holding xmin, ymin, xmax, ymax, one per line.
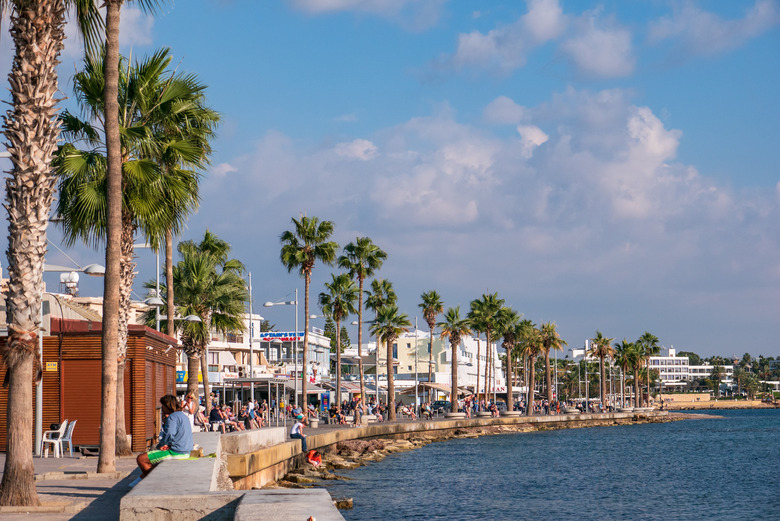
<box><xmin>494</xmin><ymin>307</ymin><xmax>521</xmax><ymax>411</ymax></box>
<box><xmin>174</xmin><ymin>232</ymin><xmax>247</xmax><ymax>410</ymax></box>
<box><xmin>56</xmin><ymin>48</ymin><xmax>215</xmax><ymax>456</ymax></box>
<box><xmin>338</xmin><ymin>237</ymin><xmax>386</xmax><ymax>402</ymax></box>
<box><xmin>588</xmin><ymin>331</ymin><xmax>615</xmax><ymax>408</ymax></box>
<box><xmin>628</xmin><ymin>343</ymin><xmax>642</xmax><ymax>407</ymax></box>
<box><xmin>524</xmin><ymin>325</ymin><xmax>542</xmax><ymax>415</ymax></box>
<box><xmin>280</xmin><ymin>216</ymin><xmax>337</xmax><ymax>406</ymax></box>
<box><xmin>0</xmin><ymin>0</ymin><xmax>101</xmax><ymax>505</ymax></box>
<box><xmin>99</xmin><ymin>0</ymin><xmax>168</xmax><ymax>476</ymax></box>
<box><xmin>637</xmin><ymin>332</ymin><xmax>660</xmax><ymax>407</ymax></box>
<box><xmin>477</xmin><ymin>294</ymin><xmax>504</xmax><ymax>400</ymax></box>
<box><xmin>318</xmin><ymin>273</ymin><xmax>358</xmax><ymax>407</ymax></box>
<box><xmin>418</xmin><ymin>291</ymin><xmax>443</xmax><ymax>390</ymax></box>
<box><xmin>369</xmin><ymin>305</ymin><xmax>410</xmax><ymax>420</ymax></box>
<box><xmin>438</xmin><ymin>307</ymin><xmax>471</xmax><ymax>415</ymax></box>
<box><xmin>466</xmin><ymin>301</ymin><xmax>487</xmax><ymax>399</ymax></box>
<box><xmin>540</xmin><ymin>322</ymin><xmax>567</xmax><ymax>404</ymax></box>
<box><xmin>613</xmin><ymin>339</ymin><xmax>635</xmax><ymax>407</ymax></box>
<box><xmin>364</xmin><ymin>278</ymin><xmax>396</xmax><ymax>403</ymax></box>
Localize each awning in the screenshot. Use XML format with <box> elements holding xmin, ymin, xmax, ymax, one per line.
<box><xmin>400</xmin><ymin>382</ymin><xmax>472</xmax><ymax>396</ymax></box>
<box><xmin>282</xmin><ymin>381</ymin><xmax>326</xmax><ymax>395</ymax></box>
<box><xmin>217</xmin><ymin>350</ymin><xmax>237</xmax><ymax>366</ymax></box>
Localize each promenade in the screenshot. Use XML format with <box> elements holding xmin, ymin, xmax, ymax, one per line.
<box><xmin>0</xmin><ymin>410</ymin><xmax>672</xmax><ymax>520</ymax></box>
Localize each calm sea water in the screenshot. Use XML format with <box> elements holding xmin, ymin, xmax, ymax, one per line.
<box><xmin>322</xmin><ymin>409</ymin><xmax>780</xmax><ymax>520</ymax></box>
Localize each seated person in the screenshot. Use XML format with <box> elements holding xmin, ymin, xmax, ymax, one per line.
<box><xmin>421</xmin><ymin>403</ymin><xmax>432</xmax><ymax>420</ymax></box>
<box><xmin>134</xmin><ymin>395</ymin><xmax>193</xmax><ymax>484</ymax></box>
<box><xmin>209</xmin><ymin>405</ymin><xmax>226</xmax><ymax>433</ymax></box>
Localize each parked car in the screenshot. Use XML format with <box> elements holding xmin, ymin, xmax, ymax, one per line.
<box><xmin>431</xmin><ymin>400</ymin><xmax>451</xmax><ymax>414</ymax></box>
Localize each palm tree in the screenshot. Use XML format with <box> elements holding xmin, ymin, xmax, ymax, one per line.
<box><xmin>588</xmin><ymin>331</ymin><xmax>615</xmax><ymax>408</ymax></box>
<box><xmin>0</xmin><ymin>0</ymin><xmax>102</xmax><ymax>504</ymax></box>
<box><xmin>365</xmin><ymin>278</ymin><xmax>396</xmax><ymax>403</ymax></box>
<box><xmin>628</xmin><ymin>344</ymin><xmax>643</xmax><ymax>407</ymax></box>
<box><xmin>280</xmin><ymin>216</ymin><xmax>337</xmax><ymax>406</ymax></box>
<box><xmin>438</xmin><ymin>307</ymin><xmax>471</xmax><ymax>415</ymax></box>
<box><xmin>338</xmin><ymin>237</ymin><xmax>386</xmax><ymax>402</ymax></box>
<box><xmin>637</xmin><ymin>332</ymin><xmax>660</xmax><ymax>406</ymax></box>
<box><xmin>99</xmin><ymin>0</ymin><xmax>169</xmax><ymax>476</ymax></box>
<box><xmin>495</xmin><ymin>307</ymin><xmax>521</xmax><ymax>411</ymax></box>
<box><xmin>466</xmin><ymin>301</ymin><xmax>486</xmax><ymax>400</ymax></box>
<box><xmin>418</xmin><ymin>291</ymin><xmax>443</xmax><ymax>391</ymax></box>
<box><xmin>540</xmin><ymin>322</ymin><xmax>567</xmax><ymax>404</ymax></box>
<box><xmin>709</xmin><ymin>365</ymin><xmax>723</xmax><ymax>398</ymax></box>
<box><xmin>56</xmin><ymin>48</ymin><xmax>215</xmax><ymax>456</ymax></box>
<box><xmin>468</xmin><ymin>293</ymin><xmax>504</xmax><ymax>401</ymax></box>
<box><xmin>174</xmin><ymin>232</ymin><xmax>247</xmax><ymax>410</ymax></box>
<box><xmin>369</xmin><ymin>305</ymin><xmax>410</xmax><ymax>420</ymax></box>
<box><xmin>318</xmin><ymin>273</ymin><xmax>358</xmax><ymax>407</ymax></box>
<box><xmin>613</xmin><ymin>339</ymin><xmax>635</xmax><ymax>408</ymax></box>
<box><xmin>524</xmin><ymin>324</ymin><xmax>542</xmax><ymax>415</ymax></box>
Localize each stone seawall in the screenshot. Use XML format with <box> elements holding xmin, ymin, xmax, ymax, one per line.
<box><xmin>227</xmin><ymin>411</ymin><xmax>674</xmax><ymax>490</ymax></box>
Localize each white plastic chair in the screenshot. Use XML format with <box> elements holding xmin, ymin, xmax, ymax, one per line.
<box><xmin>41</xmin><ymin>420</ymin><xmax>68</xmax><ymax>458</ymax></box>
<box><xmin>59</xmin><ymin>420</ymin><xmax>77</xmax><ymax>457</ymax></box>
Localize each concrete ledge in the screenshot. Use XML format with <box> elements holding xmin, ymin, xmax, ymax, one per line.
<box><xmin>220</xmin><ymin>427</ymin><xmax>286</xmax><ymax>455</ymax></box>
<box><xmin>120</xmin><ymin>492</ymin><xmax>242</xmax><ymax>521</ymax></box>
<box><xmin>234</xmin><ymin>489</ymin><xmax>344</xmax><ymax>521</ymax></box>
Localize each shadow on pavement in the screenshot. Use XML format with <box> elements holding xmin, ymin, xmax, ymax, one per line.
<box><xmin>70</xmin><ymin>471</ymin><xmax>139</xmax><ymax>521</ymax></box>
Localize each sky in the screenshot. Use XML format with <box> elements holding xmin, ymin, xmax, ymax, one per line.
<box><xmin>0</xmin><ymin>0</ymin><xmax>778</xmax><ymax>357</ymax></box>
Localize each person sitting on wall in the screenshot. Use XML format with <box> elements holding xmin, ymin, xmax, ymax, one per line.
<box><xmin>209</xmin><ymin>404</ymin><xmax>226</xmax><ymax>433</ymax></box>
<box><xmin>133</xmin><ymin>395</ymin><xmax>193</xmax><ymax>483</ymax></box>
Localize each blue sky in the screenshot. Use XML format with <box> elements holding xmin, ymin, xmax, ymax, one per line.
<box><xmin>2</xmin><ymin>0</ymin><xmax>779</xmax><ymax>357</ymax></box>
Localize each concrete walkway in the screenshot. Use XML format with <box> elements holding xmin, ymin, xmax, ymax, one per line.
<box><xmin>0</xmin><ymin>453</ymin><xmax>138</xmax><ymax>520</ymax></box>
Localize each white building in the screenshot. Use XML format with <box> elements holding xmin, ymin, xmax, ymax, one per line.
<box><xmin>649</xmin><ymin>348</ymin><xmax>734</xmax><ymax>389</ymax></box>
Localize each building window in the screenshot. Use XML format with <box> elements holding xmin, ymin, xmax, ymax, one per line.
<box><xmin>393</xmin><ymin>343</ymin><xmax>398</xmax><ymax>359</ymax></box>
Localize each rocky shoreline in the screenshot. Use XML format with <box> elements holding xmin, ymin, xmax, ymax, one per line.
<box><xmin>263</xmin><ymin>412</ymin><xmax>691</xmax><ymax>505</ymax></box>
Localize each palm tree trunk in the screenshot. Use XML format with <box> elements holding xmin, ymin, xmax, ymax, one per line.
<box><xmin>0</xmin><ymin>0</ymin><xmax>66</xmax><ymax>503</ymax></box>
<box><xmin>98</xmin><ymin>0</ymin><xmax>123</xmax><ymax>475</ymax></box>
<box><xmin>450</xmin><ymin>339</ymin><xmax>458</xmax><ymax>414</ymax></box>
<box><xmin>166</xmin><ymin>228</ymin><xmax>174</xmax><ymax>338</ymax></box>
<box><xmin>526</xmin><ymin>354</ymin><xmax>536</xmax><ymax>415</ymax></box>
<box><xmin>484</xmin><ymin>332</ymin><xmax>490</xmax><ymax>401</ymax></box>
<box><xmin>357</xmin><ymin>277</ymin><xmax>365</xmax><ymax>404</ymax></box>
<box><xmin>115</xmin><ymin>211</ymin><xmax>134</xmax><ymax>456</ymax></box>
<box><xmin>386</xmin><ymin>338</ymin><xmax>396</xmax><ymax>420</ymax></box>
<box><xmin>505</xmin><ymin>346</ymin><xmax>513</xmax><ymax>411</ymax></box>
<box><xmin>335</xmin><ymin>319</ymin><xmax>342</xmax><ymax>407</ymax></box>
<box><xmin>545</xmin><ymin>349</ymin><xmax>552</xmax><ymax>403</ymax></box>
<box><xmin>201</xmin><ymin>348</ymin><xmax>210</xmax><ymax>414</ymax></box>
<box><xmin>633</xmin><ymin>368</ymin><xmax>640</xmax><ymax>407</ymax></box>
<box><xmin>427</xmin><ymin>326</ymin><xmax>433</xmax><ymax>387</ymax></box>
<box><xmin>185</xmin><ymin>349</ymin><xmax>200</xmax><ymax>403</ymax></box>
<box><xmin>600</xmin><ymin>356</ymin><xmax>607</xmax><ymax>408</ymax></box>
<box><xmin>302</xmin><ymin>272</ymin><xmax>310</xmax><ymax>407</ymax></box>
<box><xmin>646</xmin><ymin>359</ymin><xmax>651</xmax><ymax>407</ymax></box>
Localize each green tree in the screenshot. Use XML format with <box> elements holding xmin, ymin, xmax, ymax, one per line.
<box><xmin>438</xmin><ymin>307</ymin><xmax>471</xmax><ymax>415</ymax></box>
<box><xmin>56</xmin><ymin>47</ymin><xmax>215</xmax><ymax>456</ymax></box>
<box><xmin>323</xmin><ymin>317</ymin><xmax>337</xmax><ymax>351</ymax></box>
<box><xmin>524</xmin><ymin>325</ymin><xmax>542</xmax><ymax>415</ymax></box>
<box><xmin>637</xmin><ymin>332</ymin><xmax>660</xmax><ymax>406</ymax></box>
<box><xmin>494</xmin><ymin>307</ymin><xmax>521</xmax><ymax>410</ymax></box>
<box><xmin>338</xmin><ymin>237</ymin><xmax>387</xmax><ymax>403</ymax></box>
<box><xmin>468</xmin><ymin>293</ymin><xmax>504</xmax><ymax>400</ymax></box>
<box><xmin>613</xmin><ymin>339</ymin><xmax>635</xmax><ymax>407</ymax></box>
<box><xmin>340</xmin><ymin>327</ymin><xmax>351</xmax><ymax>350</ymax></box>
<box><xmin>588</xmin><ymin>331</ymin><xmax>615</xmax><ymax>407</ymax></box>
<box><xmin>365</xmin><ymin>278</ymin><xmax>396</xmax><ymax>400</ymax></box>
<box><xmin>677</xmin><ymin>351</ymin><xmax>702</xmax><ymax>366</ymax></box>
<box><xmin>709</xmin><ymin>365</ymin><xmax>723</xmax><ymax>397</ymax></box>
<box><xmin>318</xmin><ymin>273</ymin><xmax>358</xmax><ymax>407</ymax></box>
<box><xmin>280</xmin><ymin>216</ymin><xmax>337</xmax><ymax>405</ymax></box>
<box><xmin>0</xmin><ymin>0</ymin><xmax>102</xmax><ymax>505</ymax></box>
<box><xmin>541</xmin><ymin>322</ymin><xmax>567</xmax><ymax>403</ymax></box>
<box><xmin>419</xmin><ymin>291</ymin><xmax>444</xmax><ymax>386</ymax></box>
<box><xmin>174</xmin><ymin>232</ymin><xmax>247</xmax><ymax>411</ymax></box>
<box><xmin>370</xmin><ymin>305</ymin><xmax>410</xmax><ymax>420</ymax></box>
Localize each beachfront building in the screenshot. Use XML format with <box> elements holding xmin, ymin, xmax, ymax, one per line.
<box><xmin>650</xmin><ymin>348</ymin><xmax>734</xmax><ymax>391</ymax></box>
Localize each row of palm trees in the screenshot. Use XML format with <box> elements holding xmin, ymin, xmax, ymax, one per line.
<box><xmin>0</xmin><ymin>0</ymin><xmax>194</xmax><ymax>506</ymax></box>
<box><xmin>592</xmin><ymin>331</ymin><xmax>660</xmax><ymax>407</ymax></box>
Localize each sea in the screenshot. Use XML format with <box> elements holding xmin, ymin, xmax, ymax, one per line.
<box><xmin>321</xmin><ymin>409</ymin><xmax>780</xmax><ymax>520</ymax></box>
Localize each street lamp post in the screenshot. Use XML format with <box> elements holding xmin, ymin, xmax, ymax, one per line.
<box><xmin>134</xmin><ymin>243</ymin><xmax>163</xmax><ymax>330</ymax></box>
<box><xmin>264</xmin><ymin>290</ymin><xmax>299</xmax><ymax>406</ymax></box>
<box><xmin>414</xmin><ymin>317</ymin><xmax>419</xmax><ymax>411</ymax></box>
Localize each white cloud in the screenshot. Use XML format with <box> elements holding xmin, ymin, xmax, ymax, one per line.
<box><xmin>334</xmin><ymin>139</ymin><xmax>378</xmax><ymax>160</ymax></box>
<box><xmin>288</xmin><ymin>0</ymin><xmax>448</xmax><ymax>30</ymax></box>
<box><xmin>483</xmin><ymin>96</ymin><xmax>526</xmax><ymax>125</ymax></box>
<box><xmin>648</xmin><ymin>0</ymin><xmax>780</xmax><ymax>56</ymax></box>
<box><xmin>211</xmin><ymin>163</ymin><xmax>238</xmax><ymax>178</ymax></box>
<box><xmin>119</xmin><ymin>7</ymin><xmax>155</xmax><ymax>47</ymax></box>
<box><xmin>560</xmin><ymin>10</ymin><xmax>634</xmax><ymax>78</ymax></box>
<box><xmin>448</xmin><ymin>0</ymin><xmax>566</xmax><ymax>74</ymax></box>
<box><xmin>516</xmin><ymin>125</ymin><xmax>548</xmax><ymax>158</ymax></box>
